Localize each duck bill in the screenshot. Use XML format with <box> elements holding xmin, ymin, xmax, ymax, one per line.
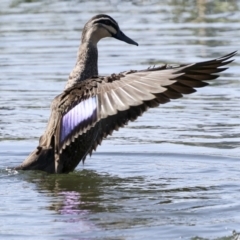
<box><xmin>113</xmin><ymin>30</ymin><xmax>138</xmax><ymax>46</ymax></box>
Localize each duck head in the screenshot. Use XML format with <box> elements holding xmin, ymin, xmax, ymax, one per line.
<box><xmin>81</xmin><ymin>14</ymin><xmax>138</xmax><ymax>46</ymax></box>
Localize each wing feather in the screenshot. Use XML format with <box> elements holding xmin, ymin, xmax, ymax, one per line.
<box><xmin>58</xmin><ymin>96</ymin><xmax>98</xmax><ymax>151</ymax></box>
<box><xmin>88</xmin><ymin>51</ymin><xmax>236</xmax><ymax>156</ymax></box>
<box><xmin>132</xmin><ymin>80</ymin><xmax>167</xmax><ymax>93</ymax></box>
<box><xmin>44</xmin><ymin>51</ymin><xmax>236</xmax><ymax>171</ymax></box>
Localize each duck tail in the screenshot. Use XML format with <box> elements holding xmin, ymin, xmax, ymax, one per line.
<box><xmin>15</xmin><ymin>146</ymin><xmax>55</xmax><ymax>173</ymax></box>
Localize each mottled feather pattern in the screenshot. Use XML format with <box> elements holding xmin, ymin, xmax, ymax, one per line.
<box><xmin>15</xmin><ymin>12</ymin><xmax>236</xmax><ymax>174</ymax></box>
<box><xmin>16</xmin><ymin>49</ymin><xmax>236</xmax><ymax>173</ymax></box>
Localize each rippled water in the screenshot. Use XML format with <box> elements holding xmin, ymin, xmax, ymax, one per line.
<box><xmin>0</xmin><ymin>0</ymin><xmax>240</xmax><ymax>239</ymax></box>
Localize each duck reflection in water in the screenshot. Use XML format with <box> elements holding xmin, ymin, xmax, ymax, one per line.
<box><xmin>58</xmin><ymin>191</ymin><xmax>82</xmax><ymax>215</ymax></box>
<box><xmin>29</xmin><ymin>170</ymin><xmax>108</xmax><ymax>214</ymax></box>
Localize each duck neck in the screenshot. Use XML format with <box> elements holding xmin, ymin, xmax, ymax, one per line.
<box><xmin>65</xmin><ymin>42</ymin><xmax>98</xmax><ymax>89</ymax></box>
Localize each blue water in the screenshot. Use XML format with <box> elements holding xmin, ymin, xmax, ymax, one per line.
<box><xmin>0</xmin><ymin>0</ymin><xmax>240</xmax><ymax>239</ymax></box>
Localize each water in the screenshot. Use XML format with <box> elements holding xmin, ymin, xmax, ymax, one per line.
<box><xmin>0</xmin><ymin>0</ymin><xmax>240</xmax><ymax>239</ymax></box>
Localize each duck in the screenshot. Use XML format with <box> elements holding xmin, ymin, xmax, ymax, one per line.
<box><xmin>15</xmin><ymin>14</ymin><xmax>236</xmax><ymax>173</ymax></box>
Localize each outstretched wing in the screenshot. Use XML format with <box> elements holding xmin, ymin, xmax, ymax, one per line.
<box><xmin>89</xmin><ymin>51</ymin><xmax>236</xmax><ymax>154</ymax></box>
<box><xmin>52</xmin><ymin>51</ymin><xmax>235</xmax><ymax>165</ymax></box>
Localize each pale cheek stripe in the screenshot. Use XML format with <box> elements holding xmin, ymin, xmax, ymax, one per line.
<box><xmin>60</xmin><ymin>97</ymin><xmax>97</xmax><ymax>143</ymax></box>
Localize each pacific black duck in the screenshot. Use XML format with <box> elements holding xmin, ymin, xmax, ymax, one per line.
<box><xmin>15</xmin><ymin>14</ymin><xmax>236</xmax><ymax>173</ymax></box>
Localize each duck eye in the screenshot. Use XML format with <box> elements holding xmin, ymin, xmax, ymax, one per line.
<box><xmin>104</xmin><ymin>20</ymin><xmax>110</xmax><ymax>25</ymax></box>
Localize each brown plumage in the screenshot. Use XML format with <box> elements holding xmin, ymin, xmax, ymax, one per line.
<box><xmin>15</xmin><ymin>14</ymin><xmax>236</xmax><ymax>173</ymax></box>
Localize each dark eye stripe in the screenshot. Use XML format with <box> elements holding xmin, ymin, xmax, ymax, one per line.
<box><xmin>94</xmin><ymin>19</ymin><xmax>118</xmax><ymax>32</ymax></box>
